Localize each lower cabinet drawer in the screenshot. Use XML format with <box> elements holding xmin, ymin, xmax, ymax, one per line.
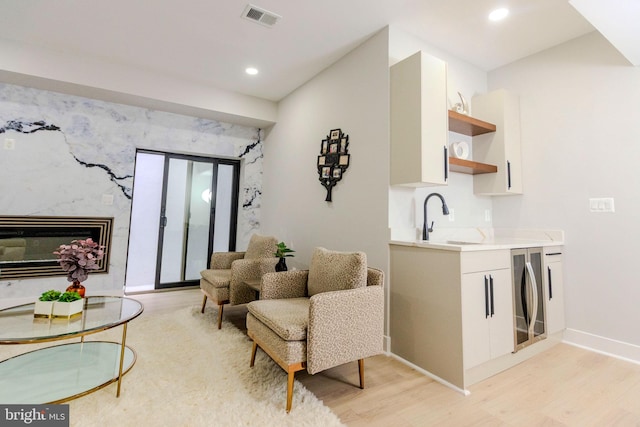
<box><xmin>460</xmin><ymin>250</ymin><xmax>510</xmax><ymax>274</ymax></box>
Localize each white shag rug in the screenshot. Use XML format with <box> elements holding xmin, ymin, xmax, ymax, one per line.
<box><xmin>3</xmin><ymin>306</ymin><xmax>345</xmax><ymax>427</ymax></box>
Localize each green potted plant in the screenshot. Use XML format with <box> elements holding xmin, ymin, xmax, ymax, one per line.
<box><xmin>274</xmin><ymin>242</ymin><xmax>295</xmax><ymax>272</ymax></box>
<box><xmin>34</xmin><ymin>289</ymin><xmax>62</xmax><ymax>318</ymax></box>
<box><xmin>52</xmin><ymin>291</ymin><xmax>84</xmax><ymax>318</ymax></box>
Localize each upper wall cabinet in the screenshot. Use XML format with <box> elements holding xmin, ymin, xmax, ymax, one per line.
<box><xmin>390</xmin><ymin>51</ymin><xmax>448</xmax><ymax>187</ymax></box>
<box><xmin>471</xmin><ymin>89</ymin><xmax>523</xmax><ymax>195</ymax></box>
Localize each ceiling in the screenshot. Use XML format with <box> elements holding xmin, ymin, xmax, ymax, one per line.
<box><xmin>0</xmin><ymin>0</ymin><xmax>619</xmax><ymax>103</ymax></box>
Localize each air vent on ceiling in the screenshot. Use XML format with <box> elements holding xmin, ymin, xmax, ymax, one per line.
<box><xmin>242</xmin><ymin>4</ymin><xmax>281</xmax><ymax>28</ymax></box>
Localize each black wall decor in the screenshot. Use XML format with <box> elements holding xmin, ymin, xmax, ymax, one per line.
<box><xmin>317</xmin><ymin>128</ymin><xmax>350</xmax><ymax>202</ymax></box>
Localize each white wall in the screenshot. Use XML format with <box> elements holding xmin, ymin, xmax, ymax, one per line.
<box><xmin>388</xmin><ymin>28</ymin><xmax>493</xmax><ymax>239</ymax></box>
<box><xmin>261</xmin><ymin>29</ymin><xmax>390</xmax><ymax>281</ymax></box>
<box><xmin>489</xmin><ymin>32</ymin><xmax>640</xmax><ymax>359</ymax></box>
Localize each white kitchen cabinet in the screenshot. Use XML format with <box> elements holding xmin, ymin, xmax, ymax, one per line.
<box><xmin>390</xmin><ymin>51</ymin><xmax>448</xmax><ymax>187</ymax></box>
<box><xmin>543</xmin><ymin>247</ymin><xmax>565</xmax><ymax>334</ymax></box>
<box><xmin>471</xmin><ymin>89</ymin><xmax>523</xmax><ymax>195</ymax></box>
<box><xmin>390</xmin><ymin>245</ymin><xmax>512</xmax><ymax>390</ymax></box>
<box><xmin>461</xmin><ymin>268</ymin><xmax>513</xmax><ymax>369</ymax></box>
<box><xmin>390</xmin><ymin>242</ymin><xmax>565</xmax><ymax>391</ymax></box>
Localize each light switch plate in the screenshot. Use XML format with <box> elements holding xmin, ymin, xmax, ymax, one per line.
<box><xmin>448</xmin><ymin>208</ymin><xmax>455</xmax><ymax>222</ymax></box>
<box><xmin>589</xmin><ymin>197</ymin><xmax>615</xmax><ymax>212</ymax></box>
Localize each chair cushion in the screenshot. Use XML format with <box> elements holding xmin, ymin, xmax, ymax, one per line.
<box><xmin>200</xmin><ymin>269</ymin><xmax>231</xmax><ymax>288</ymax></box>
<box><xmin>244</xmin><ymin>234</ymin><xmax>278</xmax><ymax>259</ymax></box>
<box><xmin>307</xmin><ymin>247</ymin><xmax>367</xmax><ymax>297</ymax></box>
<box><xmin>247</xmin><ymin>314</ymin><xmax>307</xmax><ymax>366</ymax></box>
<box><xmin>247</xmin><ymin>298</ymin><xmax>310</xmax><ymax>341</ymax></box>
<box><xmin>200</xmin><ymin>279</ymin><xmax>229</xmax><ymax>303</ymax></box>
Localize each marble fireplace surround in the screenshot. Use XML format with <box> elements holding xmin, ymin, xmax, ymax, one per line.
<box><xmin>0</xmin><ymin>216</ymin><xmax>113</xmax><ymax>280</ymax></box>
<box><xmin>0</xmin><ymin>82</ymin><xmax>264</xmax><ymax>301</ymax></box>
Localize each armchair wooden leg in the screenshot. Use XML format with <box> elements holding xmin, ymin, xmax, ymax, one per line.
<box><xmin>200</xmin><ymin>295</ymin><xmax>207</xmax><ymax>313</ymax></box>
<box><xmin>247</xmin><ymin>331</ymin><xmax>306</xmax><ymax>413</ymax></box>
<box><xmin>286</xmin><ymin>369</ymin><xmax>295</xmax><ymax>413</ymax></box>
<box><xmin>250</xmin><ymin>341</ymin><xmax>258</xmax><ymax>368</ymax></box>
<box><xmin>358</xmin><ymin>359</ymin><xmax>365</xmax><ymax>389</ymax></box>
<box><xmin>217</xmin><ymin>303</ymin><xmax>224</xmax><ymax>329</ymax></box>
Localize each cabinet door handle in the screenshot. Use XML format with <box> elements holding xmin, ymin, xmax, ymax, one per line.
<box><xmin>489</xmin><ymin>275</ymin><xmax>495</xmax><ymax>317</ymax></box>
<box><xmin>507</xmin><ymin>160</ymin><xmax>512</xmax><ymax>189</ymax></box>
<box><xmin>484</xmin><ymin>275</ymin><xmax>489</xmax><ymax>319</ymax></box>
<box><xmin>547</xmin><ymin>266</ymin><xmax>553</xmax><ymax>300</ymax></box>
<box><xmin>443</xmin><ymin>146</ymin><xmax>448</xmax><ymax>182</ymax></box>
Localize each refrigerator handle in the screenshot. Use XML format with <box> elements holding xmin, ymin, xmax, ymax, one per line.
<box><xmin>525</xmin><ymin>261</ymin><xmax>539</xmax><ymax>337</ymax></box>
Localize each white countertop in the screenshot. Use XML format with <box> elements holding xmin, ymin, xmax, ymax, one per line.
<box><xmin>389</xmin><ymin>228</ymin><xmax>564</xmax><ymax>252</ymax></box>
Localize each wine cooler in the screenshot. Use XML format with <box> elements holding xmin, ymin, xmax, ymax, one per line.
<box><xmin>511</xmin><ymin>247</ymin><xmax>547</xmax><ymax>351</ymax></box>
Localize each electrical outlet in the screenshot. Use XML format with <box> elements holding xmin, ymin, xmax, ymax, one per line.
<box><xmin>485</xmin><ymin>209</ymin><xmax>492</xmax><ymax>222</ymax></box>
<box><xmin>448</xmin><ymin>208</ymin><xmax>455</xmax><ymax>222</ymax></box>
<box><xmin>101</xmin><ymin>194</ymin><xmax>114</xmax><ymax>205</ymax></box>
<box><xmin>4</xmin><ymin>139</ymin><xmax>15</xmax><ymax>150</ymax></box>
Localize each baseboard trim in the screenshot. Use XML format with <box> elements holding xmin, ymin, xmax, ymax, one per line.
<box><xmin>388</xmin><ymin>353</ymin><xmax>470</xmax><ymax>396</ymax></box>
<box><xmin>383</xmin><ymin>335</ymin><xmax>391</xmax><ymax>353</ymax></box>
<box><xmin>563</xmin><ymin>328</ymin><xmax>640</xmax><ymax>365</ymax></box>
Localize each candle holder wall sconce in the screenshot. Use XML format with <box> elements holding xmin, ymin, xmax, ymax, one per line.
<box><xmin>317</xmin><ymin>128</ymin><xmax>350</xmax><ymax>202</ymax></box>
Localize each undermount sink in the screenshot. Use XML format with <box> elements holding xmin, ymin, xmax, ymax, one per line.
<box><xmin>421</xmin><ymin>240</ymin><xmax>482</xmax><ymax>245</ymax></box>
<box><xmin>445</xmin><ymin>240</ymin><xmax>482</xmax><ymax>245</ymax></box>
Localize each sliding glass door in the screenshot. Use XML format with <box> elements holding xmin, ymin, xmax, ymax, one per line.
<box><xmin>126</xmin><ymin>151</ymin><xmax>239</xmax><ymax>291</ymax></box>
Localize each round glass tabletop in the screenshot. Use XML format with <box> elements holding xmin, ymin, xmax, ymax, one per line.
<box><xmin>0</xmin><ymin>296</ymin><xmax>144</xmax><ymax>344</ymax></box>
<box><xmin>0</xmin><ymin>341</ymin><xmax>136</xmax><ymax>404</ymax></box>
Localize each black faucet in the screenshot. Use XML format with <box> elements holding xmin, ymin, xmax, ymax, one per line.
<box><xmin>422</xmin><ymin>193</ymin><xmax>450</xmax><ymax>241</ymax></box>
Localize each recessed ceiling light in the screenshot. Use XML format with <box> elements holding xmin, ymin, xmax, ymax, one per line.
<box><xmin>245</xmin><ymin>67</ymin><xmax>259</xmax><ymax>75</ymax></box>
<box><xmin>488</xmin><ymin>8</ymin><xmax>509</xmax><ymax>21</ymax></box>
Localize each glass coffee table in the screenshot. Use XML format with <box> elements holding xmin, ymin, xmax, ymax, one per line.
<box><xmin>0</xmin><ymin>296</ymin><xmax>143</xmax><ymax>404</ymax></box>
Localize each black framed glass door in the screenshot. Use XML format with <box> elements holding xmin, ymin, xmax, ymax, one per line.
<box><xmin>125</xmin><ymin>150</ymin><xmax>239</xmax><ymax>291</ymax></box>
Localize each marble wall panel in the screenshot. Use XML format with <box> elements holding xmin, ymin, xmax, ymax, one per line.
<box><xmin>0</xmin><ymin>83</ymin><xmax>263</xmax><ymax>300</ymax></box>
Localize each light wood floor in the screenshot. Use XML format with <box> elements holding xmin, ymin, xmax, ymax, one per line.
<box><xmin>132</xmin><ymin>289</ymin><xmax>640</xmax><ymax>426</ymax></box>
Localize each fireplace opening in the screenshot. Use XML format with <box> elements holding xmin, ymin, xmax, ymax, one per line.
<box><xmin>0</xmin><ymin>216</ymin><xmax>113</xmax><ymax>280</ymax></box>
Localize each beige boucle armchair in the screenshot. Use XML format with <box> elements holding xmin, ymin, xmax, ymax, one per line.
<box><xmin>200</xmin><ymin>234</ymin><xmax>278</xmax><ymax>329</ymax></box>
<box><xmin>246</xmin><ymin>247</ymin><xmax>384</xmax><ymax>412</ymax></box>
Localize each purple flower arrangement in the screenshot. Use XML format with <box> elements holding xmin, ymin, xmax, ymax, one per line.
<box><xmin>53</xmin><ymin>238</ymin><xmax>105</xmax><ymax>282</ymax></box>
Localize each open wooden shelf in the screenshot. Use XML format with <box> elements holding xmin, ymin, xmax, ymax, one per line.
<box><xmin>448</xmin><ymin>110</ymin><xmax>496</xmax><ymax>136</ymax></box>
<box><xmin>447</xmin><ymin>110</ymin><xmax>498</xmax><ymax>174</ymax></box>
<box><xmin>449</xmin><ymin>157</ymin><xmax>498</xmax><ymax>175</ymax></box>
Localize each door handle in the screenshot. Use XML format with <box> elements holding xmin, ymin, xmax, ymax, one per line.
<box><xmin>507</xmin><ymin>160</ymin><xmax>512</xmax><ymax>189</ymax></box>
<box><xmin>443</xmin><ymin>146</ymin><xmax>449</xmax><ymax>181</ymax></box>
<box><xmin>525</xmin><ymin>261</ymin><xmax>539</xmax><ymax>337</ymax></box>
<box><xmin>484</xmin><ymin>275</ymin><xmax>489</xmax><ymax>319</ymax></box>
<box><xmin>547</xmin><ymin>266</ymin><xmax>553</xmax><ymax>300</ymax></box>
<box><xmin>489</xmin><ymin>275</ymin><xmax>495</xmax><ymax>317</ymax></box>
